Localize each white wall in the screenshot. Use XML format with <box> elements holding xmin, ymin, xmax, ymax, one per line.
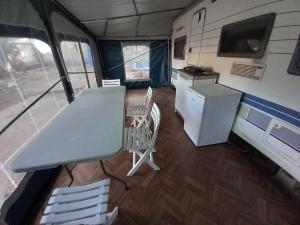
<box><xmin>172</xmin><ymin>0</ymin><xmax>300</xmax><ymax>180</ymax></box>
<box><xmin>172</xmin><ymin>0</ymin><xmax>300</xmax><ymax>112</ymax></box>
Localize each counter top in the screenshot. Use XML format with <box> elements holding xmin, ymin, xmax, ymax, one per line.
<box><xmin>190</xmin><ymin>84</ymin><xmax>242</xmax><ymax>97</ymax></box>
<box><xmin>178</xmin><ymin>69</ymin><xmax>219</xmax><ymax>78</ymax></box>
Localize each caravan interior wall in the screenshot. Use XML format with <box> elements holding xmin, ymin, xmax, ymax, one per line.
<box><xmin>172</xmin><ymin>0</ymin><xmax>300</xmax><ymax>180</ymax></box>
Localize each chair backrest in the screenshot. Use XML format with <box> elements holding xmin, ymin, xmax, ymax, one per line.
<box><xmin>148</xmin><ymin>103</ymin><xmax>160</xmax><ymax>149</ymax></box>
<box><xmin>144</xmin><ymin>86</ymin><xmax>152</xmax><ymax>108</ymax></box>
<box><xmin>135</xmin><ymin>87</ymin><xmax>153</xmax><ymax>128</ymax></box>
<box><xmin>102</xmin><ymin>79</ymin><xmax>121</xmax><ymax>87</ymax></box>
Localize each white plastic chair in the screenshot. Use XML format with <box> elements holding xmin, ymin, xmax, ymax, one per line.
<box><xmin>102</xmin><ymin>79</ymin><xmax>121</xmax><ymax>87</ymax></box>
<box><xmin>124</xmin><ymin>103</ymin><xmax>160</xmax><ymax>176</ymax></box>
<box><xmin>40</xmin><ymin>179</ymin><xmax>118</xmax><ymax>225</ymax></box>
<box><xmin>127</xmin><ymin>86</ymin><xmax>152</xmax><ymax>127</ymax></box>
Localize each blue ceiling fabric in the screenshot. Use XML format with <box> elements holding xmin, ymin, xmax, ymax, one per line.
<box><xmin>98</xmin><ymin>40</ymin><xmax>170</xmax><ymax>88</ymax></box>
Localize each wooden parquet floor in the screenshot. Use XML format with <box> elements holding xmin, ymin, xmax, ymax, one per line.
<box><xmin>34</xmin><ymin>88</ymin><xmax>300</xmax><ymax>225</ymax></box>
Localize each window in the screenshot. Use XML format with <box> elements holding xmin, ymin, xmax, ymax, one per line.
<box><xmin>60</xmin><ymin>41</ymin><xmax>97</xmax><ymax>96</ymax></box>
<box><xmin>174</xmin><ymin>36</ymin><xmax>186</xmax><ymax>60</ymax></box>
<box><xmin>122</xmin><ymin>43</ymin><xmax>150</xmax><ymax>81</ymax></box>
<box><xmin>0</xmin><ymin>38</ymin><xmax>67</xmax><ymax>206</ymax></box>
<box><xmin>288</xmin><ymin>34</ymin><xmax>300</xmax><ymax>76</ymax></box>
<box><xmin>217</xmin><ymin>13</ymin><xmax>276</xmax><ymax>58</ymax></box>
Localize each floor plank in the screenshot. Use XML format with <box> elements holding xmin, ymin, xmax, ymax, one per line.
<box><xmin>34</xmin><ymin>88</ymin><xmax>300</xmax><ymax>225</ymax></box>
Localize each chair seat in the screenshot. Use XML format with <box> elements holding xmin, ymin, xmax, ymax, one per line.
<box><xmin>124</xmin><ymin>126</ymin><xmax>151</xmax><ymax>150</ymax></box>
<box><xmin>127</xmin><ymin>104</ymin><xmax>147</xmax><ymax>117</ymax></box>
<box><xmin>40</xmin><ymin>179</ymin><xmax>118</xmax><ymax>225</ymax></box>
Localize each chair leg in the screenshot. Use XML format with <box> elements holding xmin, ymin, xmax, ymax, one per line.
<box><xmin>127</xmin><ymin>150</ymin><xmax>160</xmax><ymax>176</ymax></box>
<box><xmin>135</xmin><ymin>151</ymin><xmax>160</xmax><ymax>171</ymax></box>
<box><xmin>104</xmin><ymin>207</ymin><xmax>118</xmax><ymax>225</ymax></box>
<box><xmin>133</xmin><ymin>152</ymin><xmax>137</xmax><ymax>166</ymax></box>
<box><xmin>149</xmin><ymin>152</ymin><xmax>153</xmax><ymax>162</ymax></box>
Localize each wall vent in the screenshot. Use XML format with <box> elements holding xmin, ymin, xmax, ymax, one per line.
<box><xmin>246</xmin><ymin>108</ymin><xmax>272</xmax><ymax>130</ymax></box>
<box><xmin>238</xmin><ymin>103</ymin><xmax>250</xmax><ymax>119</ymax></box>
<box><xmin>231</xmin><ymin>63</ymin><xmax>266</xmax><ymax>80</ymax></box>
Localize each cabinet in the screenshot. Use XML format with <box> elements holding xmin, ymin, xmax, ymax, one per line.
<box><xmin>174</xmin><ymin>70</ymin><xmax>217</xmax><ymax>120</ymax></box>
<box><xmin>184</xmin><ymin>84</ymin><xmax>241</xmax><ymax>146</ymax></box>
<box><xmin>175</xmin><ymin>74</ymin><xmax>193</xmax><ymax>119</ymax></box>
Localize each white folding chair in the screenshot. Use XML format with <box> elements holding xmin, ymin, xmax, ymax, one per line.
<box><xmin>40</xmin><ymin>179</ymin><xmax>118</xmax><ymax>225</ymax></box>
<box><xmin>127</xmin><ymin>86</ymin><xmax>152</xmax><ymax>127</ymax></box>
<box><xmin>102</xmin><ymin>79</ymin><xmax>121</xmax><ymax>87</ymax></box>
<box><xmin>124</xmin><ymin>103</ymin><xmax>161</xmax><ymax>176</ymax></box>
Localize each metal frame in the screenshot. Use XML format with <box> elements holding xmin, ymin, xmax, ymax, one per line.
<box><xmin>63</xmin><ymin>165</ymin><xmax>74</xmax><ymax>187</ymax></box>
<box><xmin>63</xmin><ymin>161</ymin><xmax>128</xmax><ymax>189</ymax></box>
<box><xmin>51</xmin><ymin>0</ymin><xmax>96</xmax><ymax>38</ymax></box>
<box><xmin>81</xmin><ymin>7</ymin><xmax>187</xmax><ymax>24</ymax></box>
<box><xmin>99</xmin><ymin>160</ymin><xmax>128</xmax><ymax>189</ymax></box>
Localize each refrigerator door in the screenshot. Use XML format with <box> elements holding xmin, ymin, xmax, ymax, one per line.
<box><xmin>184</xmin><ymin>88</ymin><xmax>206</xmax><ymax>145</ymax></box>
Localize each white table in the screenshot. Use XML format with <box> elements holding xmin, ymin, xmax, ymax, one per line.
<box><xmin>11</xmin><ymin>86</ymin><xmax>128</xmax><ymax>189</ymax></box>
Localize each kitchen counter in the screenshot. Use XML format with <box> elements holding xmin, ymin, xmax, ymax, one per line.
<box><xmin>177</xmin><ymin>69</ymin><xmax>219</xmax><ymax>80</ymax></box>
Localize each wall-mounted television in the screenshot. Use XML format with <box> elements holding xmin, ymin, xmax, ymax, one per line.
<box><xmin>288</xmin><ymin>34</ymin><xmax>300</xmax><ymax>76</ymax></box>
<box><xmin>174</xmin><ymin>35</ymin><xmax>187</xmax><ymax>60</ymax></box>
<box><xmin>217</xmin><ymin>13</ymin><xmax>276</xmax><ymax>58</ymax></box>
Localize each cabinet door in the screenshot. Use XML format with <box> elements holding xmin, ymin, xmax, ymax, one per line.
<box><xmin>175</xmin><ymin>77</ymin><xmax>184</xmax><ymax>114</ymax></box>
<box><xmin>184</xmin><ymin>89</ymin><xmax>205</xmax><ymax>145</ymax></box>
<box><xmin>181</xmin><ymin>75</ymin><xmax>193</xmax><ymax>118</ymax></box>
<box><xmin>175</xmin><ymin>75</ymin><xmax>192</xmax><ymax>119</ymax></box>
<box><xmin>175</xmin><ymin>75</ymin><xmax>192</xmax><ymax>118</ymax></box>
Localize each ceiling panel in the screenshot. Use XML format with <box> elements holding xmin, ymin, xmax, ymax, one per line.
<box><xmin>138</xmin><ymin>10</ymin><xmax>181</xmax><ymax>36</ymax></box>
<box><xmin>83</xmin><ymin>20</ymin><xmax>106</xmax><ymax>36</ymax></box>
<box><xmin>106</xmin><ymin>16</ymin><xmax>138</xmax><ymax>37</ymax></box>
<box><xmin>134</xmin><ymin>0</ymin><xmax>193</xmax><ymax>14</ymax></box>
<box><xmin>58</xmin><ymin>0</ymin><xmax>136</xmax><ymax>21</ymax></box>
<box><xmin>58</xmin><ymin>0</ymin><xmax>194</xmax><ymax>37</ymax></box>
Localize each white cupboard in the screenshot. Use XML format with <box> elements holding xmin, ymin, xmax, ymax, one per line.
<box><xmin>174</xmin><ymin>70</ymin><xmax>217</xmax><ymax>120</ymax></box>
<box><xmin>184</xmin><ymin>84</ymin><xmax>242</xmax><ymax>146</ymax></box>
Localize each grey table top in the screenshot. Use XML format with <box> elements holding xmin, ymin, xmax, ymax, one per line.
<box><xmin>11</xmin><ymin>86</ymin><xmax>125</xmax><ymax>173</ymax></box>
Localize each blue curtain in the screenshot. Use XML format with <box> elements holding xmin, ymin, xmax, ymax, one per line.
<box><xmin>98</xmin><ymin>40</ymin><xmax>170</xmax><ymax>88</ymax></box>
<box><xmin>98</xmin><ymin>40</ymin><xmax>126</xmax><ymax>82</ymax></box>
<box><xmin>150</xmin><ymin>41</ymin><xmax>169</xmax><ymax>88</ymax></box>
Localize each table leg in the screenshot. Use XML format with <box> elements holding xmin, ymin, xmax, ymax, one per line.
<box><xmin>64</xmin><ymin>165</ymin><xmax>74</xmax><ymax>187</ymax></box>
<box><xmin>99</xmin><ymin>160</ymin><xmax>128</xmax><ymax>190</ymax></box>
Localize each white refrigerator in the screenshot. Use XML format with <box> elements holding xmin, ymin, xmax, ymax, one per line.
<box><xmin>184</xmin><ymin>84</ymin><xmax>241</xmax><ymax>146</ymax></box>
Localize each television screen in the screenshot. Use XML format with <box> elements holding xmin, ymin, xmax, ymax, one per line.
<box><xmin>174</xmin><ymin>36</ymin><xmax>187</xmax><ymax>60</ymax></box>
<box><xmin>288</xmin><ymin>34</ymin><xmax>300</xmax><ymax>76</ymax></box>
<box><xmin>217</xmin><ymin>13</ymin><xmax>276</xmax><ymax>58</ymax></box>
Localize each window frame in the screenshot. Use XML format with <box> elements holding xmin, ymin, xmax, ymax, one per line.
<box><xmin>121</xmin><ymin>42</ymin><xmax>151</xmax><ymax>82</ymax></box>
<box><xmin>288</xmin><ymin>34</ymin><xmax>300</xmax><ymax>76</ymax></box>
<box><xmin>60</xmin><ymin>40</ymin><xmax>96</xmax><ymax>92</ymax></box>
